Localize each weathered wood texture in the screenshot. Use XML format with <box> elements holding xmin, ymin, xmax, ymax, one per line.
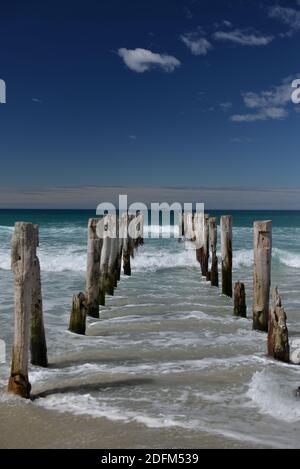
<box><xmin>221</xmin><ymin>216</ymin><xmax>232</xmax><ymax>298</ymax></box>
<box><xmin>233</xmin><ymin>282</ymin><xmax>247</xmax><ymax>318</ymax></box>
<box><xmin>203</xmin><ymin>214</ymin><xmax>210</xmax><ymax>279</ymax></box>
<box><xmin>99</xmin><ymin>215</ymin><xmax>112</xmax><ymax>304</ymax></box>
<box><xmin>8</xmin><ymin>222</ymin><xmax>36</xmax><ymax>398</ymax></box>
<box><xmin>253</xmin><ymin>220</ymin><xmax>272</xmax><ymax>332</ymax></box>
<box><xmin>69</xmin><ymin>292</ymin><xmax>87</xmax><ymax>335</ymax></box>
<box><xmin>209</xmin><ymin>217</ymin><xmax>218</xmax><ymax>287</ymax></box>
<box><xmin>268</xmin><ymin>287</ymin><xmax>290</xmax><ymax>363</ymax></box>
<box><xmin>30</xmin><ymin>225</ymin><xmax>48</xmax><ymax>367</ymax></box>
<box><xmin>85</xmin><ymin>219</ymin><xmax>103</xmax><ymax>318</ymax></box>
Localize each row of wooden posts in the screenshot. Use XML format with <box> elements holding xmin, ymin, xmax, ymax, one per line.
<box><xmin>5</xmin><ymin>212</ymin><xmax>296</xmax><ymax>400</ymax></box>
<box><xmin>187</xmin><ymin>215</ymin><xmax>291</xmax><ymax>365</ymax></box>
<box><xmin>7</xmin><ymin>213</ymin><xmax>143</xmax><ymax>398</ymax></box>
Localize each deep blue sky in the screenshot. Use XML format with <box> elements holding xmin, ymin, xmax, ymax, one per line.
<box><xmin>0</xmin><ymin>0</ymin><xmax>299</xmax><ymax>192</ymax></box>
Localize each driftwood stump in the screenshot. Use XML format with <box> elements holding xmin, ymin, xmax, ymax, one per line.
<box><xmin>233</xmin><ymin>282</ymin><xmax>247</xmax><ymax>318</ymax></box>
<box><xmin>268</xmin><ymin>287</ymin><xmax>290</xmax><ymax>363</ymax></box>
<box><xmin>69</xmin><ymin>292</ymin><xmax>87</xmax><ymax>335</ymax></box>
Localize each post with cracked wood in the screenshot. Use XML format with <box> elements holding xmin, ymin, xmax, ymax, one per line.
<box><xmin>253</xmin><ymin>220</ymin><xmax>272</xmax><ymax>332</ymax></box>
<box><xmin>8</xmin><ymin>222</ymin><xmax>36</xmax><ymax>398</ymax></box>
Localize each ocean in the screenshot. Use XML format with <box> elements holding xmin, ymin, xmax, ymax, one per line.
<box><xmin>0</xmin><ymin>209</ymin><xmax>300</xmax><ymax>449</ymax></box>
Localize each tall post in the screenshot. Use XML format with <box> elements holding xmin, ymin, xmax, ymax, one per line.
<box><xmin>99</xmin><ymin>215</ymin><xmax>111</xmax><ymax>305</ymax></box>
<box><xmin>8</xmin><ymin>222</ymin><xmax>35</xmax><ymax>398</ymax></box>
<box><xmin>221</xmin><ymin>215</ymin><xmax>232</xmax><ymax>297</ymax></box>
<box><xmin>268</xmin><ymin>287</ymin><xmax>290</xmax><ymax>363</ymax></box>
<box><xmin>123</xmin><ymin>214</ymin><xmax>133</xmax><ymax>276</ymax></box>
<box><xmin>86</xmin><ymin>219</ymin><xmax>103</xmax><ymax>318</ymax></box>
<box><xmin>203</xmin><ymin>214</ymin><xmax>210</xmax><ymax>279</ymax></box>
<box><xmin>253</xmin><ymin>220</ymin><xmax>272</xmax><ymax>332</ymax></box>
<box><xmin>30</xmin><ymin>225</ymin><xmax>48</xmax><ymax>367</ymax></box>
<box><xmin>107</xmin><ymin>219</ymin><xmax>118</xmax><ymax>296</ymax></box>
<box><xmin>209</xmin><ymin>217</ymin><xmax>218</xmax><ymax>287</ymax></box>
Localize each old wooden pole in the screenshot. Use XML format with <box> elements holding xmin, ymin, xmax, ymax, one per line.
<box><xmin>30</xmin><ymin>225</ymin><xmax>48</xmax><ymax>367</ymax></box>
<box><xmin>69</xmin><ymin>292</ymin><xmax>87</xmax><ymax>335</ymax></box>
<box><xmin>253</xmin><ymin>220</ymin><xmax>272</xmax><ymax>332</ymax></box>
<box><xmin>8</xmin><ymin>222</ymin><xmax>35</xmax><ymax>398</ymax></box>
<box><xmin>123</xmin><ymin>215</ymin><xmax>133</xmax><ymax>276</ymax></box>
<box><xmin>99</xmin><ymin>215</ymin><xmax>111</xmax><ymax>305</ymax></box>
<box><xmin>107</xmin><ymin>232</ymin><xmax>118</xmax><ymax>295</ymax></box>
<box><xmin>233</xmin><ymin>282</ymin><xmax>247</xmax><ymax>318</ymax></box>
<box><xmin>86</xmin><ymin>219</ymin><xmax>103</xmax><ymax>318</ymax></box>
<box><xmin>209</xmin><ymin>217</ymin><xmax>218</xmax><ymax>287</ymax></box>
<box><xmin>203</xmin><ymin>214</ymin><xmax>210</xmax><ymax>279</ymax></box>
<box><xmin>221</xmin><ymin>215</ymin><xmax>232</xmax><ymax>297</ymax></box>
<box><xmin>268</xmin><ymin>287</ymin><xmax>290</xmax><ymax>363</ymax></box>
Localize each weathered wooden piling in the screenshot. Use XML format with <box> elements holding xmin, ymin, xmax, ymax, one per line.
<box><xmin>8</xmin><ymin>222</ymin><xmax>35</xmax><ymax>398</ymax></box>
<box><xmin>209</xmin><ymin>217</ymin><xmax>218</xmax><ymax>287</ymax></box>
<box><xmin>99</xmin><ymin>215</ymin><xmax>111</xmax><ymax>305</ymax></box>
<box><xmin>194</xmin><ymin>212</ymin><xmax>204</xmax><ymax>272</ymax></box>
<box><xmin>268</xmin><ymin>287</ymin><xmax>290</xmax><ymax>363</ymax></box>
<box><xmin>107</xmin><ymin>230</ymin><xmax>118</xmax><ymax>295</ymax></box>
<box><xmin>86</xmin><ymin>219</ymin><xmax>103</xmax><ymax>318</ymax></box>
<box><xmin>123</xmin><ymin>214</ymin><xmax>134</xmax><ymax>276</ymax></box>
<box><xmin>69</xmin><ymin>292</ymin><xmax>87</xmax><ymax>335</ymax></box>
<box><xmin>233</xmin><ymin>282</ymin><xmax>247</xmax><ymax>318</ymax></box>
<box><xmin>253</xmin><ymin>220</ymin><xmax>272</xmax><ymax>332</ymax></box>
<box><xmin>221</xmin><ymin>216</ymin><xmax>232</xmax><ymax>298</ymax></box>
<box><xmin>203</xmin><ymin>214</ymin><xmax>210</xmax><ymax>279</ymax></box>
<box><xmin>30</xmin><ymin>225</ymin><xmax>48</xmax><ymax>367</ymax></box>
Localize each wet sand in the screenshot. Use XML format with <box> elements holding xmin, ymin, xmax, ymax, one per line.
<box><xmin>0</xmin><ymin>399</ymin><xmax>261</xmax><ymax>449</ymax></box>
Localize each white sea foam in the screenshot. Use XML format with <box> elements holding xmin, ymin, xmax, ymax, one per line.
<box><xmin>131</xmin><ymin>247</ymin><xmax>197</xmax><ymax>272</ymax></box>
<box><xmin>247</xmin><ymin>369</ymin><xmax>300</xmax><ymax>422</ymax></box>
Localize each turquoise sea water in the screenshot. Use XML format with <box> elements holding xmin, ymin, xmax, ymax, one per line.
<box><xmin>0</xmin><ymin>209</ymin><xmax>300</xmax><ymax>448</ymax></box>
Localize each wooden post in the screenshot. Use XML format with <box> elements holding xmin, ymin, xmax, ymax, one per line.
<box><xmin>86</xmin><ymin>219</ymin><xmax>103</xmax><ymax>318</ymax></box>
<box><xmin>233</xmin><ymin>282</ymin><xmax>247</xmax><ymax>318</ymax></box>
<box><xmin>268</xmin><ymin>287</ymin><xmax>290</xmax><ymax>363</ymax></box>
<box><xmin>209</xmin><ymin>217</ymin><xmax>218</xmax><ymax>287</ymax></box>
<box><xmin>221</xmin><ymin>215</ymin><xmax>232</xmax><ymax>297</ymax></box>
<box><xmin>203</xmin><ymin>214</ymin><xmax>210</xmax><ymax>279</ymax></box>
<box><xmin>117</xmin><ymin>213</ymin><xmax>127</xmax><ymax>281</ymax></box>
<box><xmin>99</xmin><ymin>216</ymin><xmax>111</xmax><ymax>305</ymax></box>
<box><xmin>8</xmin><ymin>222</ymin><xmax>35</xmax><ymax>398</ymax></box>
<box><xmin>253</xmin><ymin>220</ymin><xmax>272</xmax><ymax>332</ymax></box>
<box><xmin>69</xmin><ymin>292</ymin><xmax>87</xmax><ymax>335</ymax></box>
<box><xmin>123</xmin><ymin>215</ymin><xmax>133</xmax><ymax>276</ymax></box>
<box><xmin>107</xmin><ymin>233</ymin><xmax>118</xmax><ymax>295</ymax></box>
<box><xmin>194</xmin><ymin>212</ymin><xmax>204</xmax><ymax>272</ymax></box>
<box><xmin>30</xmin><ymin>225</ymin><xmax>48</xmax><ymax>367</ymax></box>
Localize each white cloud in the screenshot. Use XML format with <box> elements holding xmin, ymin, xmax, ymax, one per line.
<box><xmin>268</xmin><ymin>5</ymin><xmax>300</xmax><ymax>36</ymax></box>
<box><xmin>118</xmin><ymin>48</ymin><xmax>181</xmax><ymax>73</ymax></box>
<box><xmin>129</xmin><ymin>135</ymin><xmax>137</xmax><ymax>140</ymax></box>
<box><xmin>213</xmin><ymin>28</ymin><xmax>273</xmax><ymax>46</ymax></box>
<box><xmin>180</xmin><ymin>34</ymin><xmax>213</xmax><ymax>56</ymax></box>
<box><xmin>230</xmin><ymin>76</ymin><xmax>297</xmax><ymax>122</ymax></box>
<box><xmin>220</xmin><ymin>102</ymin><xmax>232</xmax><ymax>111</ymax></box>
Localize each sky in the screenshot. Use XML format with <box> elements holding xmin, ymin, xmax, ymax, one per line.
<box><xmin>0</xmin><ymin>0</ymin><xmax>300</xmax><ymax>208</ymax></box>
